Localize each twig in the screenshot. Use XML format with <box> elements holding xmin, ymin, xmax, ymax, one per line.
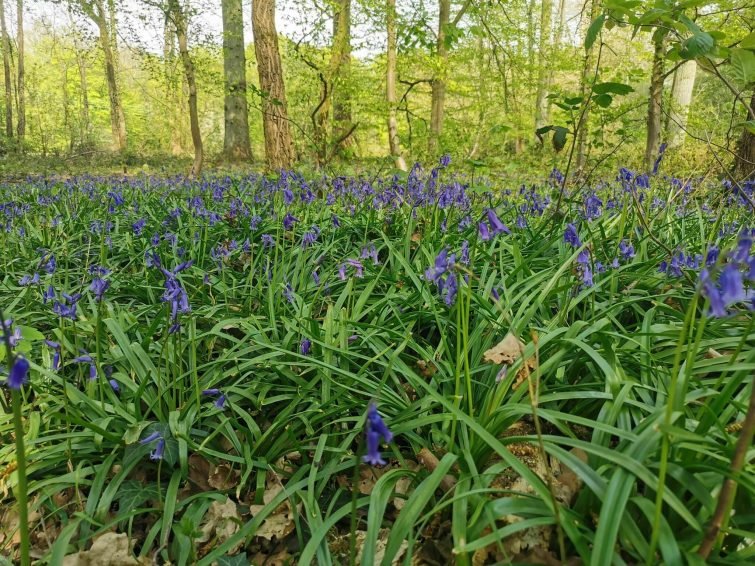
<box><xmin>698</xmin><ymin>380</ymin><xmax>755</xmax><ymax>558</ymax></box>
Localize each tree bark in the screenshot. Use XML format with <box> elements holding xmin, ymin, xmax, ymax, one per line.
<box><xmin>71</xmin><ymin>30</ymin><xmax>92</xmax><ymax>148</ymax></box>
<box><xmin>734</xmin><ymin>92</ymin><xmax>755</xmax><ymax>179</ymax></box>
<box><xmin>534</xmin><ymin>0</ymin><xmax>553</xmax><ymax>131</ymax></box>
<box><xmin>428</xmin><ymin>0</ymin><xmax>450</xmax><ymax>156</ymax></box>
<box><xmin>163</xmin><ymin>14</ymin><xmax>182</xmax><ymax>155</ymax></box>
<box><xmin>386</xmin><ymin>0</ymin><xmax>406</xmax><ymax>170</ymax></box>
<box><xmin>168</xmin><ymin>0</ymin><xmax>203</xmax><ymax>177</ymax></box>
<box><xmin>665</xmin><ymin>59</ymin><xmax>696</xmax><ymax>149</ymax></box>
<box><xmin>645</xmin><ymin>33</ymin><xmax>666</xmax><ymax>172</ymax></box>
<box><xmin>16</xmin><ymin>0</ymin><xmax>24</xmax><ymax>144</ymax></box>
<box><xmin>80</xmin><ymin>0</ymin><xmax>126</xmax><ymax>152</ymax></box>
<box><xmin>575</xmin><ymin>0</ymin><xmax>600</xmax><ymax>173</ymax></box>
<box><xmin>331</xmin><ymin>0</ymin><xmax>353</xmax><ymax>158</ymax></box>
<box><xmin>252</xmin><ymin>0</ymin><xmax>295</xmax><ymax>170</ymax></box>
<box><xmin>222</xmin><ymin>0</ymin><xmax>252</xmax><ymax>161</ymax></box>
<box><xmin>0</xmin><ymin>0</ymin><xmax>13</xmax><ymax>139</ymax></box>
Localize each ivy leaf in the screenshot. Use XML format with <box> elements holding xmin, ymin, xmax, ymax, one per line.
<box><xmin>730</xmin><ymin>48</ymin><xmax>755</xmax><ymax>86</ymax></box>
<box><xmin>585</xmin><ymin>14</ymin><xmax>606</xmax><ymax>50</ymax></box>
<box><xmin>553</xmin><ymin>126</ymin><xmax>569</xmax><ymax>152</ymax></box>
<box><xmin>592</xmin><ymin>82</ymin><xmax>634</xmax><ymax>95</ymax></box>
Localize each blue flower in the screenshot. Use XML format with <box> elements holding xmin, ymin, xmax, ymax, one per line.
<box><xmin>619</xmin><ymin>240</ymin><xmax>635</xmax><ymax>260</ymax></box>
<box><xmin>202</xmin><ymin>389</ymin><xmax>227</xmax><ymax>410</ymax></box>
<box><xmin>652</xmin><ymin>142</ymin><xmax>667</xmax><ymax>175</ymax></box>
<box><xmin>45</xmin><ymin>340</ymin><xmax>61</xmax><ymax>371</ymax></box>
<box><xmin>362</xmin><ymin>403</ymin><xmax>393</xmax><ymax>466</ymax></box>
<box><xmin>90</xmin><ymin>277</ymin><xmax>110</xmax><ymax>302</ymax></box>
<box><xmin>300</xmin><ymin>338</ymin><xmax>312</xmax><ymax>356</ymax></box>
<box><xmin>564</xmin><ymin>224</ymin><xmax>581</xmax><ymax>248</ymax></box>
<box><xmin>478</xmin><ymin>221</ymin><xmax>491</xmax><ymax>241</ymax></box>
<box><xmin>109</xmin><ymin>379</ymin><xmax>120</xmax><ymax>393</ymax></box>
<box><xmin>282</xmin><ymin>282</ymin><xmax>295</xmax><ymax>304</ymax></box>
<box><xmin>42</xmin><ymin>284</ymin><xmax>55</xmax><ymax>304</ymax></box>
<box><xmin>460</xmin><ymin>240</ymin><xmax>470</xmax><ymax>265</ymax></box>
<box><xmin>486</xmin><ymin>208</ymin><xmax>510</xmax><ymax>236</ymax></box>
<box><xmin>5</xmin><ymin>356</ymin><xmax>30</xmax><ymax>389</ymax></box>
<box><xmin>283</xmin><ymin>213</ymin><xmax>299</xmax><ymax>231</ymax></box>
<box><xmin>425</xmin><ymin>248</ymin><xmax>454</xmax><ymax>284</ymax></box>
<box><xmin>19</xmin><ymin>273</ymin><xmax>40</xmax><ymax>286</ymax></box>
<box><xmin>700</xmin><ymin>269</ymin><xmax>727</xmax><ymax>317</ymax></box>
<box><xmin>261</xmin><ymin>234</ymin><xmax>275</xmax><ymax>248</ymax></box>
<box><xmin>719</xmin><ymin>264</ymin><xmax>745</xmax><ymax>306</ymax></box>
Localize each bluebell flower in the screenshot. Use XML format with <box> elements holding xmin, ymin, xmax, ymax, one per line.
<box><xmin>300</xmin><ymin>338</ymin><xmax>312</xmax><ymax>356</ymax></box>
<box><xmin>732</xmin><ymin>236</ymin><xmax>752</xmax><ymax>264</ymax></box>
<box><xmin>261</xmin><ymin>234</ymin><xmax>275</xmax><ymax>248</ymax></box>
<box><xmin>564</xmin><ymin>224</ymin><xmax>581</xmax><ymax>248</ymax></box>
<box><xmin>45</xmin><ymin>340</ymin><xmax>61</xmax><ymax>371</ymax></box>
<box><xmin>363</xmin><ymin>403</ymin><xmax>393</xmax><ymax>466</ymax></box>
<box><xmin>611</xmin><ymin>258</ymin><xmax>620</xmax><ymax>269</ymax></box>
<box><xmin>619</xmin><ymin>240</ymin><xmax>635</xmax><ymax>260</ymax></box>
<box><xmin>132</xmin><ymin>218</ymin><xmax>146</xmax><ymax>236</ymax></box>
<box><xmin>90</xmin><ymin>277</ymin><xmax>110</xmax><ymax>302</ymax></box>
<box><xmin>283</xmin><ymin>213</ymin><xmax>299</xmax><ymax>231</ymax></box>
<box><xmin>42</xmin><ymin>284</ymin><xmax>55</xmax><ymax>304</ymax></box>
<box><xmin>652</xmin><ymin>142</ymin><xmax>667</xmax><ymax>175</ymax></box>
<box><xmin>439</xmin><ymin>154</ymin><xmax>451</xmax><ymax>167</ymax></box>
<box><xmin>361</xmin><ymin>244</ymin><xmax>379</xmax><ymax>265</ymax></box>
<box><xmin>140</xmin><ymin>431</ymin><xmax>165</xmax><ymax>461</ymax></box>
<box><xmin>516</xmin><ymin>216</ymin><xmax>528</xmax><ymax>229</ymax></box>
<box><xmin>53</xmin><ymin>292</ymin><xmax>80</xmax><ymax>320</ymax></box>
<box><xmin>202</xmin><ymin>389</ymin><xmax>227</xmax><ymax>410</ymax></box>
<box><xmin>40</xmin><ymin>253</ymin><xmax>56</xmax><ymax>274</ymax></box>
<box><xmin>478</xmin><ymin>221</ymin><xmax>491</xmax><ymax>241</ymax></box>
<box><xmin>282</xmin><ymin>282</ymin><xmax>295</xmax><ymax>304</ymax></box>
<box><xmin>486</xmin><ymin>208</ymin><xmax>510</xmax><ymax>236</ymax></box>
<box><xmin>338</xmin><ymin>264</ymin><xmax>347</xmax><ymax>280</ymax></box>
<box><xmin>346</xmin><ymin>259</ymin><xmax>364</xmax><ymax>278</ymax></box>
<box><xmin>700</xmin><ymin>269</ymin><xmax>727</xmax><ymax>317</ymax></box>
<box><xmin>582</xmin><ymin>266</ymin><xmax>594</xmax><ymax>287</ymax></box>
<box><xmin>442</xmin><ymin>272</ymin><xmax>458</xmax><ymax>305</ymax></box>
<box><xmin>576</xmin><ymin>249</ymin><xmax>590</xmax><ymax>264</ymax></box>
<box><xmin>151</xmin><ymin>233</ymin><xmax>160</xmax><ymax>246</ymax></box>
<box><xmin>719</xmin><ymin>264</ymin><xmax>746</xmax><ymax>306</ymax></box>
<box><xmin>5</xmin><ymin>356</ymin><xmax>30</xmax><ymax>389</ymax></box>
<box><xmin>332</xmin><ymin>214</ymin><xmax>341</xmax><ymax>228</ymax></box>
<box><xmin>19</xmin><ymin>273</ymin><xmax>40</xmax><ymax>286</ymax></box>
<box><xmin>74</xmin><ymin>352</ymin><xmax>97</xmax><ymax>380</ymax></box>
<box><xmin>425</xmin><ymin>248</ymin><xmax>455</xmax><ymax>284</ymax></box>
<box><xmin>312</xmin><ymin>270</ymin><xmax>320</xmax><ymax>285</ymax></box>
<box><xmin>460</xmin><ymin>240</ymin><xmax>470</xmax><ymax>265</ymax></box>
<box><xmin>705</xmin><ymin>246</ymin><xmax>719</xmax><ymax>266</ymax></box>
<box><xmin>250</xmin><ymin>215</ymin><xmax>262</xmax><ymax>229</ymax></box>
<box><xmin>109</xmin><ymin>379</ymin><xmax>120</xmax><ymax>393</ymax></box>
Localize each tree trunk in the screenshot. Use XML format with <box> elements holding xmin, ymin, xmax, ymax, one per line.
<box><xmin>252</xmin><ymin>0</ymin><xmax>295</xmax><ymax>170</ymax></box>
<box><xmin>534</xmin><ymin>0</ymin><xmax>553</xmax><ymax>131</ymax></box>
<box><xmin>665</xmin><ymin>59</ymin><xmax>696</xmax><ymax>149</ymax></box>
<box><xmin>575</xmin><ymin>0</ymin><xmax>600</xmax><ymax>173</ymax></box>
<box><xmin>71</xmin><ymin>31</ymin><xmax>92</xmax><ymax>148</ymax></box>
<box><xmin>0</xmin><ymin>0</ymin><xmax>13</xmax><ymax>139</ymax></box>
<box><xmin>734</xmin><ymin>92</ymin><xmax>755</xmax><ymax>180</ymax></box>
<box><xmin>163</xmin><ymin>15</ymin><xmax>182</xmax><ymax>155</ymax></box>
<box><xmin>81</xmin><ymin>0</ymin><xmax>126</xmax><ymax>152</ymax></box>
<box><xmin>222</xmin><ymin>0</ymin><xmax>252</xmax><ymax>161</ymax></box>
<box><xmin>386</xmin><ymin>0</ymin><xmax>406</xmax><ymax>170</ymax></box>
<box><xmin>331</xmin><ymin>0</ymin><xmax>353</xmax><ymax>158</ymax></box>
<box><xmin>644</xmin><ymin>33</ymin><xmax>666</xmax><ymax>172</ymax></box>
<box><xmin>428</xmin><ymin>0</ymin><xmax>450</xmax><ymax>156</ymax></box>
<box><xmin>16</xmin><ymin>0</ymin><xmax>24</xmax><ymax>144</ymax></box>
<box><xmin>168</xmin><ymin>0</ymin><xmax>203</xmax><ymax>177</ymax></box>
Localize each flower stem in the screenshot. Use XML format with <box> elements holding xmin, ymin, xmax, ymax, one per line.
<box><xmin>11</xmin><ymin>388</ymin><xmax>30</xmax><ymax>566</ymax></box>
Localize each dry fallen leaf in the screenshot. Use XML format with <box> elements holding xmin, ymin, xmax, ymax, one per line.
<box><xmin>248</xmin><ymin>474</ymin><xmax>299</xmax><ymax>541</ymax></box>
<box><xmin>208</xmin><ymin>464</ymin><xmax>241</xmax><ymax>491</ymax></box>
<box><xmin>196</xmin><ymin>498</ymin><xmax>244</xmax><ymax>555</ymax></box>
<box><xmin>483</xmin><ymin>332</ymin><xmax>537</xmax><ymax>389</ymax></box>
<box><xmin>62</xmin><ymin>532</ymin><xmax>148</xmax><ymax>566</ymax></box>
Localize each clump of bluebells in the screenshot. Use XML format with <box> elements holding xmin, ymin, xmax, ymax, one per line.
<box><xmin>699</xmin><ymin>232</ymin><xmax>754</xmax><ymax>317</ymax></box>
<box><xmin>425</xmin><ymin>248</ymin><xmax>458</xmax><ymax>305</ymax></box>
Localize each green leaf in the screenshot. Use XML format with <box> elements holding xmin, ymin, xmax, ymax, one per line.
<box><xmin>679</xmin><ymin>32</ymin><xmax>714</xmax><ymax>59</ymax></box>
<box><xmin>585</xmin><ymin>14</ymin><xmax>606</xmax><ymax>50</ymax></box>
<box><xmin>592</xmin><ymin>82</ymin><xmax>634</xmax><ymax>95</ymax></box>
<box><xmin>741</xmin><ymin>31</ymin><xmax>755</xmax><ymax>50</ymax></box>
<box><xmin>552</xmin><ymin>126</ymin><xmax>569</xmax><ymax>152</ymax></box>
<box><xmin>730</xmin><ymin>48</ymin><xmax>755</xmax><ymax>86</ymax></box>
<box><xmin>593</xmin><ymin>93</ymin><xmax>613</xmax><ymax>108</ymax></box>
<box><xmin>215</xmin><ymin>555</ymin><xmax>248</xmax><ymax>566</ymax></box>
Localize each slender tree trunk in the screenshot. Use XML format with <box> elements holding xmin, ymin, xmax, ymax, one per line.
<box><xmin>222</xmin><ymin>0</ymin><xmax>252</xmax><ymax>161</ymax></box>
<box><xmin>163</xmin><ymin>15</ymin><xmax>182</xmax><ymax>155</ymax></box>
<box><xmin>71</xmin><ymin>32</ymin><xmax>92</xmax><ymax>147</ymax></box>
<box><xmin>534</xmin><ymin>0</ymin><xmax>553</xmax><ymax>131</ymax></box>
<box><xmin>16</xmin><ymin>0</ymin><xmax>24</xmax><ymax>144</ymax></box>
<box><xmin>82</xmin><ymin>0</ymin><xmax>126</xmax><ymax>152</ymax></box>
<box><xmin>734</xmin><ymin>91</ymin><xmax>755</xmax><ymax>179</ymax></box>
<box><xmin>428</xmin><ymin>0</ymin><xmax>450</xmax><ymax>156</ymax></box>
<box><xmin>331</xmin><ymin>0</ymin><xmax>353</xmax><ymax>158</ymax></box>
<box><xmin>168</xmin><ymin>0</ymin><xmax>203</xmax><ymax>177</ymax></box>
<box><xmin>0</xmin><ymin>0</ymin><xmax>13</xmax><ymax>139</ymax></box>
<box><xmin>575</xmin><ymin>0</ymin><xmax>600</xmax><ymax>173</ymax></box>
<box><xmin>386</xmin><ymin>0</ymin><xmax>406</xmax><ymax>170</ymax></box>
<box><xmin>252</xmin><ymin>0</ymin><xmax>295</xmax><ymax>170</ymax></box>
<box><xmin>645</xmin><ymin>33</ymin><xmax>666</xmax><ymax>172</ymax></box>
<box><xmin>665</xmin><ymin>59</ymin><xmax>696</xmax><ymax>149</ymax></box>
